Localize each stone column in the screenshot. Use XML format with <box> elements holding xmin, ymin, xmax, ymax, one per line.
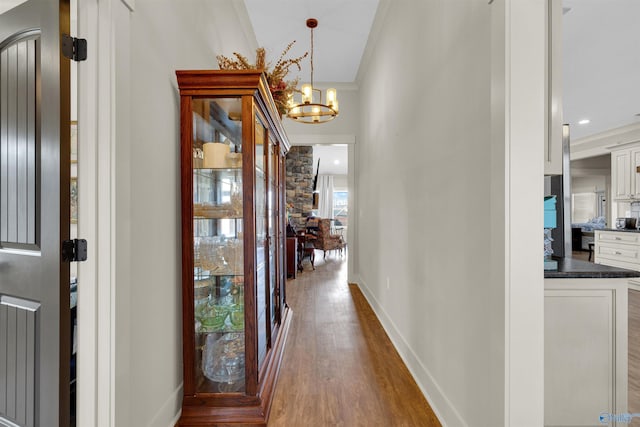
<box><xmin>285</xmin><ymin>146</ymin><xmax>314</xmax><ymax>228</ymax></box>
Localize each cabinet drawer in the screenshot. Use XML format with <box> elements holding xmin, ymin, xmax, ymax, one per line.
<box><xmin>596</xmin><ymin>231</ymin><xmax>640</xmax><ymax>245</ymax></box>
<box><xmin>596</xmin><ymin>242</ymin><xmax>640</xmax><ymax>263</ymax></box>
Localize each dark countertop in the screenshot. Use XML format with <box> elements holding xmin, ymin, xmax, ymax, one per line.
<box><xmin>601</xmin><ymin>228</ymin><xmax>640</xmax><ymax>233</ymax></box>
<box><xmin>544</xmin><ymin>257</ymin><xmax>640</xmax><ymax>279</ymax></box>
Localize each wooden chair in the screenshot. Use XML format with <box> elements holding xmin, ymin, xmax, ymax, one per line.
<box><xmin>296</xmin><ymin>231</ymin><xmax>316</xmax><ymax>270</ymax></box>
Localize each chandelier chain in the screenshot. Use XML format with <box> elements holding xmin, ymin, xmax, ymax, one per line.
<box><xmin>310</xmin><ymin>27</ymin><xmax>314</xmax><ymax>89</ymax></box>
<box><xmin>285</xmin><ymin>18</ymin><xmax>337</xmax><ymax>123</ymax></box>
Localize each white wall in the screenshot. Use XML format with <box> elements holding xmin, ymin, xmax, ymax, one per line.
<box><xmin>333</xmin><ymin>175</ymin><xmax>348</xmax><ymax>190</ymax></box>
<box><xmin>114</xmin><ymin>1</ymin><xmax>257</xmax><ymax>426</ymax></box>
<box><xmin>354</xmin><ymin>0</ymin><xmax>544</xmax><ymax>425</ymax></box>
<box><xmin>572</xmin><ymin>176</ymin><xmax>607</xmax><ymax>194</ymax></box>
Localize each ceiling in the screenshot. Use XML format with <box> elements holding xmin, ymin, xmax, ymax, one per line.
<box><xmin>243</xmin><ymin>0</ymin><xmax>379</xmax><ymax>83</ymax></box>
<box><xmin>563</xmin><ymin>0</ymin><xmax>640</xmax><ymax>141</ymax></box>
<box><xmin>313</xmin><ymin>144</ymin><xmax>348</xmax><ymax>176</ymax></box>
<box><xmin>0</xmin><ymin>0</ymin><xmax>24</xmax><ymax>14</ymax></box>
<box><xmin>1</xmin><ymin>0</ymin><xmax>635</xmax><ymax>146</ymax></box>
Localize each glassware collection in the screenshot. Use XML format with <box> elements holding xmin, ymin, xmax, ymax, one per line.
<box><xmin>191</xmin><ymin>101</ymin><xmax>246</xmax><ymax>387</ymax></box>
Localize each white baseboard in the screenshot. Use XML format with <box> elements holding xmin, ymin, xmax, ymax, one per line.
<box><xmin>146</xmin><ymin>382</ymin><xmax>182</xmax><ymax>427</ymax></box>
<box><xmin>355</xmin><ymin>277</ymin><xmax>465</xmax><ymax>427</ymax></box>
<box><xmin>629</xmin><ymin>280</ymin><xmax>640</xmax><ymax>292</ymax></box>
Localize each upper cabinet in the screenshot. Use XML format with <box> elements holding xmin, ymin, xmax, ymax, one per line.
<box><xmin>545</xmin><ymin>0</ymin><xmax>563</xmax><ymax>175</ymax></box>
<box><xmin>175</xmin><ymin>70</ymin><xmax>291</xmax><ymax>426</ymax></box>
<box><xmin>611</xmin><ymin>144</ymin><xmax>640</xmax><ymax>201</ymax></box>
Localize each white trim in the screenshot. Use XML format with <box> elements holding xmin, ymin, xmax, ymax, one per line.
<box><xmin>355</xmin><ymin>277</ymin><xmax>455</xmax><ymax>426</ymax></box>
<box><xmin>504</xmin><ymin>0</ymin><xmax>545</xmax><ymax>424</ymax></box>
<box><xmin>76</xmin><ymin>0</ymin><xmax>115</xmax><ymax>426</ymax></box>
<box><xmin>347</xmin><ymin>143</ymin><xmax>356</xmax><ymax>284</ymax></box>
<box><xmin>574</xmin><ymin>121</ymin><xmax>640</xmax><ymax>147</ymax></box>
<box><xmin>570</xmin><ymin>167</ymin><xmax>610</xmax><ymax>177</ymax></box>
<box><xmin>571</xmin><ymin>122</ymin><xmax>640</xmax><ymax>160</ymax></box>
<box><xmin>492</xmin><ymin>0</ymin><xmax>545</xmax><ymax>424</ymax></box>
<box><xmin>76</xmin><ymin>0</ymin><xmax>98</xmax><ymax>425</ymax></box>
<box><xmin>628</xmin><ymin>280</ymin><xmax>640</xmax><ymax>292</ymax></box>
<box><xmin>605</xmin><ymin>139</ymin><xmax>640</xmax><ymax>151</ymax></box>
<box><xmin>147</xmin><ymin>383</ymin><xmax>183</xmax><ymax>427</ymax></box>
<box><xmin>287</xmin><ymin>134</ymin><xmax>356</xmax><ymax>146</ymax></box>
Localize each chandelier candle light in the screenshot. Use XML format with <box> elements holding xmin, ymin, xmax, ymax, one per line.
<box><xmin>286</xmin><ymin>18</ymin><xmax>339</xmax><ymax>124</ymax></box>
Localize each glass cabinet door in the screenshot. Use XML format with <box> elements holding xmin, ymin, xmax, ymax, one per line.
<box><xmin>255</xmin><ymin>116</ymin><xmax>268</xmax><ymax>369</ymax></box>
<box><xmin>191</xmin><ymin>97</ymin><xmax>245</xmax><ymax>393</ymax></box>
<box><xmin>267</xmin><ymin>136</ymin><xmax>279</xmax><ymax>337</ymax></box>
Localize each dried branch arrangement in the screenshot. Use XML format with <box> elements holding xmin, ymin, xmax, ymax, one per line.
<box><xmin>217</xmin><ymin>42</ymin><xmax>308</xmax><ymax>116</ymax></box>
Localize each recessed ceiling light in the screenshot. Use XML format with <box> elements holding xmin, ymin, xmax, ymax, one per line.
<box><xmin>578</xmin><ymin>119</ymin><xmax>590</xmax><ymax>125</ymax></box>
<box><xmin>333</xmin><ymin>160</ymin><xmax>340</xmax><ymax>165</ymax></box>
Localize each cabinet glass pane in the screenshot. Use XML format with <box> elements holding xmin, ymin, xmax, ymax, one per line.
<box><xmin>255</xmin><ymin>116</ymin><xmax>268</xmax><ymax>368</ymax></box>
<box><xmin>268</xmin><ymin>139</ymin><xmax>278</xmax><ymax>330</ymax></box>
<box><xmin>191</xmin><ymin>97</ymin><xmax>245</xmax><ymax>393</ymax></box>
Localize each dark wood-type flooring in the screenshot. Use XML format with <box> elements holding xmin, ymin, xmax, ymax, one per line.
<box><xmin>269</xmin><ymin>253</ymin><xmax>441</xmax><ymax>426</ymax></box>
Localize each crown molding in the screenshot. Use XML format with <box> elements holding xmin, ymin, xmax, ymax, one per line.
<box><xmin>570</xmin><ymin>121</ymin><xmax>640</xmax><ymax>159</ymax></box>
<box><xmin>288</xmin><ymin>134</ymin><xmax>355</xmax><ymax>146</ymax></box>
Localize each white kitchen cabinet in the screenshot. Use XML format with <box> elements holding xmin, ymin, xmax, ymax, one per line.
<box><xmin>610</xmin><ymin>145</ymin><xmax>640</xmax><ymax>201</ymax></box>
<box><xmin>595</xmin><ymin>230</ymin><xmax>640</xmax><ymax>271</ymax></box>
<box><xmin>544</xmin><ymin>278</ymin><xmax>628</xmax><ymax>427</ymax></box>
<box><xmin>544</xmin><ymin>0</ymin><xmax>563</xmax><ymax>175</ymax></box>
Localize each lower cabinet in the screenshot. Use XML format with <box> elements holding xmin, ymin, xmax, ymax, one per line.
<box><xmin>595</xmin><ymin>230</ymin><xmax>640</xmax><ymax>271</ymax></box>
<box><xmin>545</xmin><ymin>278</ymin><xmax>628</xmax><ymax>427</ymax></box>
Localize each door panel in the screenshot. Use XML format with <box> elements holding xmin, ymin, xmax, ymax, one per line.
<box><xmin>1</xmin><ymin>33</ymin><xmax>39</xmax><ymax>247</ymax></box>
<box><xmin>0</xmin><ymin>296</ymin><xmax>39</xmax><ymax>427</ymax></box>
<box><xmin>0</xmin><ymin>0</ymin><xmax>70</xmax><ymax>426</ymax></box>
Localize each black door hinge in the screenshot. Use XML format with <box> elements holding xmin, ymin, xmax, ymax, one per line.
<box><xmin>62</xmin><ymin>239</ymin><xmax>88</xmax><ymax>262</ymax></box>
<box><xmin>62</xmin><ymin>34</ymin><xmax>87</xmax><ymax>62</ymax></box>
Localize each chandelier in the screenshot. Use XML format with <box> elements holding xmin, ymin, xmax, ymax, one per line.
<box><xmin>286</xmin><ymin>18</ymin><xmax>338</xmax><ymax>124</ymax></box>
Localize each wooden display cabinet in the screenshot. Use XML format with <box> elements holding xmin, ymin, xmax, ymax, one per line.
<box><xmin>175</xmin><ymin>70</ymin><xmax>291</xmax><ymax>426</ymax></box>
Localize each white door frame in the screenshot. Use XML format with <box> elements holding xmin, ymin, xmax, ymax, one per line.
<box><xmin>76</xmin><ymin>0</ymin><xmax>133</xmax><ymax>425</ymax></box>
<box><xmin>286</xmin><ymin>135</ymin><xmax>357</xmax><ymax>283</ymax></box>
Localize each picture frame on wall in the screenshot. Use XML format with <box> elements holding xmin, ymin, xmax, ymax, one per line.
<box><xmin>71</xmin><ymin>120</ymin><xmax>78</xmax><ymax>163</ymax></box>
<box><xmin>70</xmin><ymin>177</ymin><xmax>78</xmax><ymax>224</ymax></box>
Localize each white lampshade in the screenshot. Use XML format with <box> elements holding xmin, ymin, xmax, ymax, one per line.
<box><xmin>301</xmin><ymin>84</ymin><xmax>312</xmax><ymax>104</ymax></box>
<box><xmin>326</xmin><ymin>88</ymin><xmax>337</xmax><ymax>107</ymax></box>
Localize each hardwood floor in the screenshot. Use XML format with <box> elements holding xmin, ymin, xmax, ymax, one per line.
<box><xmin>570</xmin><ymin>250</ymin><xmax>591</xmax><ymax>262</ymax></box>
<box><xmin>630</xmin><ymin>289</ymin><xmax>640</xmax><ymax>426</ymax></box>
<box><xmin>269</xmin><ymin>253</ymin><xmax>441</xmax><ymax>426</ymax></box>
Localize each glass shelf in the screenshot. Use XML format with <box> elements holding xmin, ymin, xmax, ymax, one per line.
<box><xmin>193</xmin><ymin>167</ymin><xmax>242</xmax><ymax>176</ymax></box>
